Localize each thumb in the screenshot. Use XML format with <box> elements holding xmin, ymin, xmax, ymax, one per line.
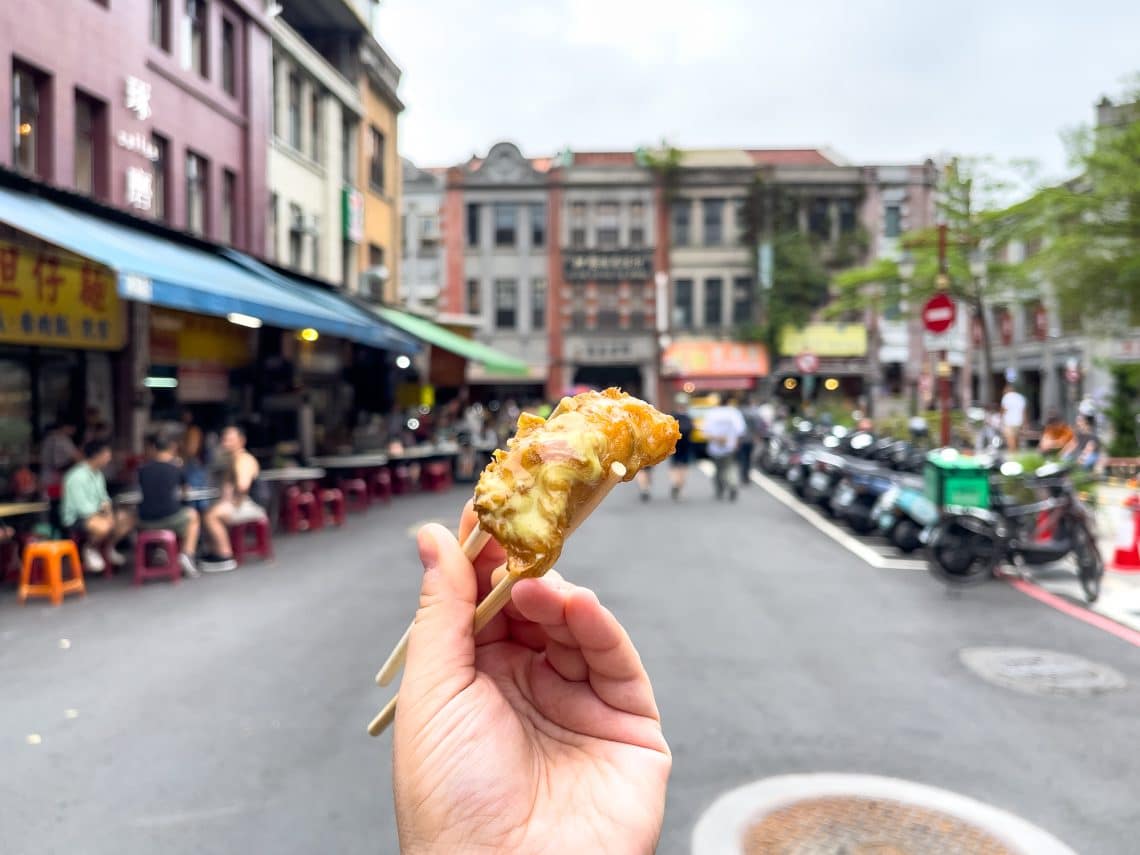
<box><xmin>400</xmin><ymin>524</ymin><xmax>478</xmax><ymax>718</ymax></box>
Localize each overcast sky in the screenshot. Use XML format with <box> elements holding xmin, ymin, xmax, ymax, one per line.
<box><xmin>377</xmin><ymin>0</ymin><xmax>1140</xmax><ymax>185</ymax></box>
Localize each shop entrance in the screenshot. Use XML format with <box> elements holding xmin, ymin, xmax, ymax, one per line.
<box><xmin>572</xmin><ymin>364</ymin><xmax>643</xmax><ymax>397</ymax></box>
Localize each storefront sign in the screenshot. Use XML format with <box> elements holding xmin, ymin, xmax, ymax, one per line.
<box><xmin>0</xmin><ymin>239</ymin><xmax>124</xmax><ymax>350</ymax></box>
<box><xmin>126</xmin><ymin>166</ymin><xmax>154</xmax><ymax>210</ymax></box>
<box><xmin>564</xmin><ymin>334</ymin><xmax>655</xmax><ymax>364</ymax></box>
<box><xmin>778</xmin><ymin>323</ymin><xmax>867</xmax><ymax>357</ymax></box>
<box><xmin>662</xmin><ymin>339</ymin><xmax>769</xmax><ymax>378</ymax></box>
<box><xmin>343</xmin><ymin>188</ymin><xmax>364</xmax><ymax>244</ymax></box>
<box><xmin>177</xmin><ymin>366</ymin><xmax>229</xmax><ymax>402</ymax></box>
<box><xmin>562</xmin><ymin>251</ymin><xmax>653</xmax><ymax>282</ymax></box>
<box><xmin>124</xmin><ymin>76</ymin><xmax>152</xmax><ymax>120</ymax></box>
<box><xmin>149</xmin><ymin>307</ymin><xmax>254</xmax><ymax>368</ymax></box>
<box><xmin>116</xmin><ymin>130</ymin><xmax>159</xmax><ymax>162</ymax></box>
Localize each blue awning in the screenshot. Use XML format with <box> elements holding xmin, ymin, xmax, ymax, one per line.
<box><xmin>0</xmin><ymin>186</ymin><xmax>416</xmax><ymax>351</ymax></box>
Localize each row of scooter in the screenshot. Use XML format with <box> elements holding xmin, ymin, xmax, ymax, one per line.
<box><xmin>757</xmin><ymin>418</ymin><xmax>938</xmax><ymax>553</ymax></box>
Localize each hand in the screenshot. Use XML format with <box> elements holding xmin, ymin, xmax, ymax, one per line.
<box><xmin>393</xmin><ymin>503</ymin><xmax>670</xmax><ymax>854</ymax></box>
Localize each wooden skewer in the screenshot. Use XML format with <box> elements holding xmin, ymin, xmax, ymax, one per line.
<box><xmin>367</xmin><ymin>461</ymin><xmax>627</xmax><ymax>737</ymax></box>
<box><xmin>375</xmin><ymin>527</ymin><xmax>491</xmax><ymax>686</ymax></box>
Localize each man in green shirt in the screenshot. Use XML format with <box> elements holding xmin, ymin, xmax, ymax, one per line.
<box><xmin>61</xmin><ymin>439</ymin><xmax>134</xmax><ymax>573</ymax></box>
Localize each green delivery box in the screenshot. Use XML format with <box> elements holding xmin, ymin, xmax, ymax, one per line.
<box><xmin>925</xmin><ymin>449</ymin><xmax>991</xmax><ymax>510</ymax></box>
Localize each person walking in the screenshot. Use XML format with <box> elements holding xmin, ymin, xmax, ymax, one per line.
<box><xmin>60</xmin><ymin>440</ymin><xmax>134</xmax><ymax>573</ymax></box>
<box><xmin>702</xmin><ymin>399</ymin><xmax>747</xmax><ymax>501</ymax></box>
<box><xmin>137</xmin><ymin>433</ymin><xmax>201</xmax><ymax>577</ymax></box>
<box><xmin>1000</xmin><ymin>383</ymin><xmax>1027</xmax><ymax>451</ymax></box>
<box><xmin>669</xmin><ymin>402</ymin><xmax>694</xmax><ymax>501</ymax></box>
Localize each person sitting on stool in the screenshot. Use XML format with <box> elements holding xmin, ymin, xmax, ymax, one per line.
<box><xmin>137</xmin><ymin>432</ymin><xmax>201</xmax><ymax>578</ymax></box>
<box><xmin>60</xmin><ymin>439</ymin><xmax>134</xmax><ymax>573</ymax></box>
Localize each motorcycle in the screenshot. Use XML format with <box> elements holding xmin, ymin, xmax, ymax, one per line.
<box><xmin>803</xmin><ymin>449</ymin><xmax>848</xmax><ymax>512</ymax></box>
<box><xmin>834</xmin><ymin>461</ymin><xmax>911</xmax><ymax>534</ymax></box>
<box><xmin>872</xmin><ymin>478</ymin><xmax>936</xmax><ymax>552</ymax></box>
<box><xmin>926</xmin><ymin>460</ymin><xmax>1104</xmax><ymax>602</ymax></box>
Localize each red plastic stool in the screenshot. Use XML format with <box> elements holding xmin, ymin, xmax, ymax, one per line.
<box><xmin>341</xmin><ymin>478</ymin><xmax>370</xmax><ymax>512</ymax></box>
<box><xmin>229</xmin><ymin>517</ymin><xmax>274</xmax><ymax>564</ymax></box>
<box><xmin>369</xmin><ymin>468</ymin><xmax>392</xmax><ymax>503</ymax></box>
<box><xmin>134</xmin><ymin>529</ymin><xmax>181</xmax><ymax>585</ymax></box>
<box><xmin>392</xmin><ymin>465</ymin><xmax>415</xmax><ymax>495</ymax></box>
<box><xmin>19</xmin><ymin>540</ymin><xmax>85</xmax><ymax>606</ymax></box>
<box><xmin>280</xmin><ymin>487</ymin><xmax>319</xmax><ymax>533</ymax></box>
<box><xmin>422</xmin><ymin>461</ymin><xmax>453</xmax><ymax>492</ymax></box>
<box><xmin>321</xmin><ymin>488</ymin><xmax>346</xmax><ymax>527</ymax></box>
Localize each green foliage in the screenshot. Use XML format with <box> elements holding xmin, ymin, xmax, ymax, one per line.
<box><xmin>638</xmin><ymin>140</ymin><xmax>683</xmax><ymax>200</ymax></box>
<box><xmin>765</xmin><ymin>230</ymin><xmax>830</xmax><ymax>354</ymax></box>
<box><xmin>1106</xmin><ymin>363</ymin><xmax>1140</xmax><ymax>456</ymax></box>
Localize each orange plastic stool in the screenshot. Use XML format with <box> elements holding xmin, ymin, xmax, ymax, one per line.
<box><xmin>19</xmin><ymin>540</ymin><xmax>86</xmax><ymax>606</ymax></box>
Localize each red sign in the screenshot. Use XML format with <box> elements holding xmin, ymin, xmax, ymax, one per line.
<box><xmin>795</xmin><ymin>352</ymin><xmax>819</xmax><ymax>375</ymax></box>
<box><xmin>998</xmin><ymin>309</ymin><xmax>1013</xmax><ymax>345</ymax></box>
<box><xmin>922</xmin><ymin>293</ymin><xmax>956</xmax><ymax>334</ymax></box>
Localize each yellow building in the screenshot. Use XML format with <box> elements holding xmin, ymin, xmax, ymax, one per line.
<box><xmin>357</xmin><ymin>37</ymin><xmax>404</xmax><ymax>305</ymax></box>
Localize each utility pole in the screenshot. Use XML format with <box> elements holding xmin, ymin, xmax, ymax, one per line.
<box><xmin>936</xmin><ymin>223</ymin><xmax>952</xmax><ymax>447</ymax></box>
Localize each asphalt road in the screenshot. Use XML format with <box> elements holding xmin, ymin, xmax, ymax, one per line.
<box><xmin>2</xmin><ymin>472</ymin><xmax>1138</xmax><ymax>854</ymax></box>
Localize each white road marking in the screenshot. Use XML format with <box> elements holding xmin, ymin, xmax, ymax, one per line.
<box><xmin>723</xmin><ymin>462</ymin><xmax>928</xmax><ymax>571</ymax></box>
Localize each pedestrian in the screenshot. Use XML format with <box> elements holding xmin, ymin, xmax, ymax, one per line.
<box><xmin>702</xmin><ymin>398</ymin><xmax>747</xmax><ymax>501</ymax></box>
<box><xmin>391</xmin><ymin>509</ymin><xmax>669</xmax><ymax>853</ymax></box>
<box><xmin>669</xmin><ymin>398</ymin><xmax>695</xmax><ymax>500</ymax></box>
<box><xmin>201</xmin><ymin>425</ymin><xmax>265</xmax><ymax>572</ymax></box>
<box><xmin>38</xmin><ymin>421</ymin><xmax>82</xmax><ymax>492</ymax></box>
<box><xmin>60</xmin><ymin>439</ymin><xmax>133</xmax><ymax>573</ymax></box>
<box><xmin>137</xmin><ymin>433</ymin><xmax>201</xmax><ymax>577</ymax></box>
<box><xmin>1063</xmin><ymin>414</ymin><xmax>1101</xmax><ymax>471</ymax></box>
<box><xmin>1038</xmin><ymin>411</ymin><xmax>1075</xmax><ymax>455</ymax></box>
<box><xmin>1000</xmin><ymin>383</ymin><xmax>1027</xmax><ymax>451</ymax></box>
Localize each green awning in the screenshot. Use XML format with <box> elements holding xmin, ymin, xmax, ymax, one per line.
<box><xmin>369</xmin><ymin>306</ymin><xmax>530</xmax><ymax>376</ymax></box>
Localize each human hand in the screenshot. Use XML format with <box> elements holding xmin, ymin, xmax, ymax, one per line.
<box><xmin>392</xmin><ymin>503</ymin><xmax>670</xmax><ymax>854</ymax></box>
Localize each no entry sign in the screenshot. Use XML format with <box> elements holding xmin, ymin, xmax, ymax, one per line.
<box><xmin>922</xmin><ymin>293</ymin><xmax>956</xmax><ymax>334</ymax></box>
<box><xmin>795</xmin><ymin>352</ymin><xmax>819</xmax><ymax>375</ymax></box>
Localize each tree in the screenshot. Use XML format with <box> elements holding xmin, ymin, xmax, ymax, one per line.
<box><xmin>831</xmin><ymin>157</ymin><xmax>1034</xmax><ymax>406</ymax></box>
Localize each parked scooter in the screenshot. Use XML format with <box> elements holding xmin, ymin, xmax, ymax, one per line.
<box><xmin>926</xmin><ymin>460</ymin><xmax>1104</xmax><ymax>602</ymax></box>
<box><xmin>872</xmin><ymin>478</ymin><xmax>936</xmax><ymax>551</ymax></box>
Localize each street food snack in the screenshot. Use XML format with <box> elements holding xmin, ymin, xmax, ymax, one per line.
<box><xmin>368</xmin><ymin>389</ymin><xmax>678</xmax><ymax>736</ymax></box>
<box><xmin>473</xmin><ymin>388</ymin><xmax>680</xmax><ymax>579</ymax></box>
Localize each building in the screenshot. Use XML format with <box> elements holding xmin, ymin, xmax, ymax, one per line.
<box><xmin>400</xmin><ymin>158</ymin><xmax>444</xmax><ymax>310</ymax></box>
<box><xmin>268</xmin><ymin>17</ymin><xmax>364</xmax><ymax>291</ymax></box>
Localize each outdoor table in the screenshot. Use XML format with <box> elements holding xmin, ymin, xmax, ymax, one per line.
<box><xmin>308</xmin><ymin>454</ymin><xmax>390</xmax><ymax>470</ymax></box>
<box><xmin>113</xmin><ymin>488</ymin><xmax>220</xmax><ymax>507</ymax></box>
<box><xmin>257</xmin><ymin>467</ymin><xmax>327</xmax><ymax>529</ymax></box>
<box><xmin>0</xmin><ymin>501</ymin><xmax>50</xmax><ymax>521</ymax></box>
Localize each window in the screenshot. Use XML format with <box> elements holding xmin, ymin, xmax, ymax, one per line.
<box><xmin>466</xmin><ymin>203</ymin><xmax>481</xmax><ymax>247</ymax></box>
<box><xmin>570</xmin><ymin>309</ymin><xmax>587</xmax><ymax>331</ymax></box>
<box><xmin>494</xmin><ymin>279</ymin><xmax>517</xmax><ymax>329</ymax></box>
<box><xmin>704</xmin><ymin>278</ymin><xmax>723</xmax><ymax>326</ymax></box>
<box><xmin>287</xmin><ymin>73</ymin><xmax>301</xmax><ymax>148</ymax></box>
<box><xmin>570</xmin><ymin>201</ymin><xmax>588</xmax><ymax>248</ymax></box>
<box><xmin>530</xmin><ymin>203</ymin><xmax>546</xmax><ymax>248</ymax></box>
<box><xmin>221</xmin><ymin>169</ymin><xmax>236</xmax><ymax>244</ymax></box>
<box><xmin>838</xmin><ymin>198</ymin><xmax>857</xmax><ymax>233</ymax></box>
<box><xmin>182</xmin><ymin>0</ymin><xmax>207</xmax><ymax>77</ymax></box>
<box><xmin>309</xmin><ymin>90</ymin><xmax>322</xmax><ymax>162</ymax></box>
<box><xmin>221</xmin><ymin>17</ymin><xmax>236</xmax><ymax>96</ymax></box>
<box><xmin>368</xmin><ymin>243</ymin><xmax>385</xmax><ymax>270</ymax></box>
<box><xmin>74</xmin><ymin>92</ymin><xmax>106</xmax><ymax>197</ymax></box>
<box><xmin>809</xmin><ymin>198</ymin><xmax>831</xmax><ymax>239</ymax></box>
<box><xmin>152</xmin><ymin>134</ymin><xmax>169</xmax><ymax>221</ymax></box>
<box><xmin>268</xmin><ymin>193</ymin><xmax>278</xmax><ymax>260</ymax></box>
<box><xmin>341</xmin><ymin>241</ymin><xmax>355</xmax><ymax>291</ymax></box>
<box><xmin>369</xmin><ymin>125</ymin><xmax>385</xmax><ymax>191</ymax></box>
<box><xmin>733</xmin><ymin>197</ymin><xmax>750</xmax><ymax>244</ymax></box>
<box><xmin>597</xmin><ymin>284</ymin><xmax>619</xmax><ymax>329</ymax></box>
<box><xmin>702</xmin><ymin>198</ymin><xmax>724</xmax><ymax>245</ymax></box>
<box><xmin>674</xmin><ymin>278</ymin><xmax>693</xmax><ymax>329</ymax></box>
<box><xmin>466</xmin><ymin>279</ymin><xmax>482</xmax><ymax>315</ymax></box>
<box><xmin>884</xmin><ymin>204</ymin><xmax>901</xmax><ymax>238</ymax></box>
<box><xmin>531</xmin><ymin>278</ymin><xmax>546</xmax><ymax>330</ymax></box>
<box><xmin>185</xmin><ymin>151</ymin><xmax>208</xmax><ymax>235</ymax></box>
<box><xmin>151</xmin><ymin>0</ymin><xmax>170</xmax><ymax>50</ymax></box>
<box><xmin>629</xmin><ymin>201</ymin><xmax>645</xmax><ymax>247</ymax></box>
<box><xmin>596</xmin><ymin>202</ymin><xmax>619</xmax><ymax>249</ymax></box>
<box><xmin>493</xmin><ymin>204</ymin><xmax>517</xmax><ymax>247</ymax></box>
<box><xmin>671</xmin><ymin>200</ymin><xmax>691</xmax><ymax>246</ymax></box>
<box><xmin>271</xmin><ymin>57</ymin><xmax>279</xmax><ymax>135</ymax></box>
<box><xmin>288</xmin><ymin>204</ymin><xmax>304</xmax><ymax>267</ymax></box>
<box><xmin>341</xmin><ymin>116</ymin><xmax>356</xmax><ymax>183</ymax></box>
<box><xmin>12</xmin><ymin>65</ymin><xmax>46</xmax><ymax>178</ymax></box>
<box><xmin>732</xmin><ymin>276</ymin><xmax>753</xmax><ymax>325</ymax></box>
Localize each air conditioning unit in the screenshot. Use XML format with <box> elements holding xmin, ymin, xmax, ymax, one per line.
<box><xmin>359</xmin><ymin>264</ymin><xmax>390</xmax><ymax>302</ymax></box>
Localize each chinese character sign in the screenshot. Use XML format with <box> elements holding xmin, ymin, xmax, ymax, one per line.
<box><xmin>0</xmin><ymin>239</ymin><xmax>125</xmax><ymax>350</ymax></box>
<box><xmin>126</xmin><ymin>166</ymin><xmax>154</xmax><ymax>211</ymax></box>
<box><xmin>124</xmin><ymin>76</ymin><xmax>152</xmax><ymax>120</ymax></box>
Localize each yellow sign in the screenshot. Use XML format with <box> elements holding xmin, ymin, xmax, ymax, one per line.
<box><xmin>779</xmin><ymin>323</ymin><xmax>867</xmax><ymax>357</ymax></box>
<box><xmin>150</xmin><ymin>307</ymin><xmax>253</xmax><ymax>368</ymax></box>
<box><xmin>0</xmin><ymin>239</ymin><xmax>125</xmax><ymax>350</ymax></box>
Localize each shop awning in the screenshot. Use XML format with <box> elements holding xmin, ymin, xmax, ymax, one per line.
<box><xmin>0</xmin><ymin>186</ymin><xmax>416</xmax><ymax>350</ymax></box>
<box><xmin>366</xmin><ymin>305</ymin><xmax>530</xmax><ymax>376</ymax></box>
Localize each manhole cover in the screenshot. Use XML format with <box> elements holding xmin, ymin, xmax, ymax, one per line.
<box><xmin>691</xmin><ymin>774</ymin><xmax>1077</xmax><ymax>855</ymax></box>
<box><xmin>960</xmin><ymin>647</ymin><xmax>1126</xmax><ymax>697</ymax></box>
<box><xmin>742</xmin><ymin>796</ymin><xmax>1013</xmax><ymax>854</ymax></box>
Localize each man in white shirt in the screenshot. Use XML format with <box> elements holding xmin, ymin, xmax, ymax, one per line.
<box><xmin>1000</xmin><ymin>383</ymin><xmax>1027</xmax><ymax>451</ymax></box>
<box><xmin>701</xmin><ymin>400</ymin><xmax>747</xmax><ymax>501</ymax></box>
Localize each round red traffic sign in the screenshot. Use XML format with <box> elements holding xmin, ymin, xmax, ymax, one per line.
<box><xmin>922</xmin><ymin>293</ymin><xmax>956</xmax><ymax>334</ymax></box>
<box><xmin>795</xmin><ymin>352</ymin><xmax>819</xmax><ymax>375</ymax></box>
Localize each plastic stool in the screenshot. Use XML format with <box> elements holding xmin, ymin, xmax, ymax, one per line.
<box><xmin>341</xmin><ymin>478</ymin><xmax>370</xmax><ymax>512</ymax></box>
<box><xmin>321</xmin><ymin>488</ymin><xmax>346</xmax><ymax>526</ymax></box>
<box><xmin>369</xmin><ymin>468</ymin><xmax>392</xmax><ymax>503</ymax></box>
<box><xmin>392</xmin><ymin>465</ymin><xmax>415</xmax><ymax>495</ymax></box>
<box><xmin>422</xmin><ymin>461</ymin><xmax>453</xmax><ymax>492</ymax></box>
<box><xmin>280</xmin><ymin>487</ymin><xmax>317</xmax><ymax>533</ymax></box>
<box><xmin>134</xmin><ymin>529</ymin><xmax>181</xmax><ymax>585</ymax></box>
<box><xmin>19</xmin><ymin>540</ymin><xmax>85</xmax><ymax>606</ymax></box>
<box><xmin>230</xmin><ymin>517</ymin><xmax>273</xmax><ymax>564</ymax></box>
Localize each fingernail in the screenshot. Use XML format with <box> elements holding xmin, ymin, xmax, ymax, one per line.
<box><xmin>417</xmin><ymin>526</ymin><xmax>440</xmax><ymax>572</ymax></box>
